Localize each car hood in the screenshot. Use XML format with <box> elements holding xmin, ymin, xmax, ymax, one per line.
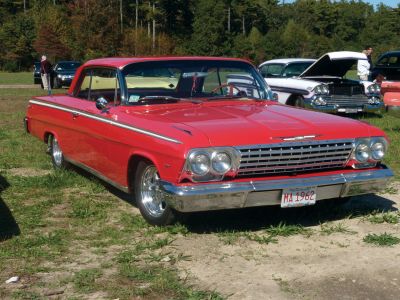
<box><xmin>300</xmin><ymin>51</ymin><xmax>368</xmax><ymax>78</ymax></box>
<box><xmin>132</xmin><ymin>101</ymin><xmax>377</xmax><ymax>146</ymax></box>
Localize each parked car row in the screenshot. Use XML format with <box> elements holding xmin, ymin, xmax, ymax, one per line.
<box><xmin>25</xmin><ymin>56</ymin><xmax>394</xmax><ymax>225</ymax></box>
<box><xmin>33</xmin><ymin>60</ymin><xmax>81</xmax><ymax>88</ymax></box>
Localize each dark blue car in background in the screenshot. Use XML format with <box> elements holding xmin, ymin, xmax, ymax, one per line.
<box><xmin>52</xmin><ymin>61</ymin><xmax>81</xmax><ymax>88</ymax></box>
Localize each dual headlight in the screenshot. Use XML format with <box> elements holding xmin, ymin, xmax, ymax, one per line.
<box><xmin>313</xmin><ymin>84</ymin><xmax>329</xmax><ymax>95</ymax></box>
<box><xmin>185</xmin><ymin>147</ymin><xmax>240</xmax><ymax>181</ymax></box>
<box><xmin>367</xmin><ymin>83</ymin><xmax>381</xmax><ymax>94</ymax></box>
<box><xmin>352</xmin><ymin>137</ymin><xmax>388</xmax><ymax>168</ymax></box>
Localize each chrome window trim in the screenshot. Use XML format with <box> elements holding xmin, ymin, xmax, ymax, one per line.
<box><xmin>29</xmin><ymin>99</ymin><xmax>182</xmax><ymax>144</ymax></box>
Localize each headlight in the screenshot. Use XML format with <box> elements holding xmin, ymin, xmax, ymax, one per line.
<box><xmin>367</xmin><ymin>83</ymin><xmax>381</xmax><ymax>94</ymax></box>
<box><xmin>188</xmin><ymin>151</ymin><xmax>210</xmax><ymax>176</ymax></box>
<box><xmin>313</xmin><ymin>84</ymin><xmax>329</xmax><ymax>95</ymax></box>
<box><xmin>355</xmin><ymin>142</ymin><xmax>370</xmax><ymax>162</ymax></box>
<box><xmin>312</xmin><ymin>96</ymin><xmax>327</xmax><ymax>106</ymax></box>
<box><xmin>352</xmin><ymin>137</ymin><xmax>388</xmax><ymax>167</ymax></box>
<box><xmin>370</xmin><ymin>138</ymin><xmax>387</xmax><ymax>160</ymax></box>
<box><xmin>211</xmin><ymin>152</ymin><xmax>232</xmax><ymax>174</ymax></box>
<box><xmin>57</xmin><ymin>74</ymin><xmax>62</xmax><ymax>78</ymax></box>
<box><xmin>185</xmin><ymin>147</ymin><xmax>239</xmax><ymax>182</ymax></box>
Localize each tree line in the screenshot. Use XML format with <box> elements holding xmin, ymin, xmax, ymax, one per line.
<box><xmin>0</xmin><ymin>0</ymin><xmax>399</xmax><ymax>71</ymax></box>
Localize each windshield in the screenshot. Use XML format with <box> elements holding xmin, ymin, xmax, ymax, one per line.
<box><xmin>57</xmin><ymin>62</ymin><xmax>81</xmax><ymax>70</ymax></box>
<box><xmin>122</xmin><ymin>60</ymin><xmax>271</xmax><ymax>104</ymax></box>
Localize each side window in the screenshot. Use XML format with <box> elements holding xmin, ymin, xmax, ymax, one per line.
<box><xmin>75</xmin><ymin>68</ymin><xmax>121</xmax><ymax>105</ymax></box>
<box><xmin>262</xmin><ymin>64</ymin><xmax>284</xmax><ymax>77</ymax></box>
<box><xmin>377</xmin><ymin>55</ymin><xmax>399</xmax><ymax>66</ymax></box>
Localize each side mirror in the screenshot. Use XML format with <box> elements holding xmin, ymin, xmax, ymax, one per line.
<box><xmin>272</xmin><ymin>92</ymin><xmax>279</xmax><ymax>101</ymax></box>
<box><xmin>95</xmin><ymin>97</ymin><xmax>109</xmax><ymax>111</ymax></box>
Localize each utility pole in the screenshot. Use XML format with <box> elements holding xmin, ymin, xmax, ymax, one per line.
<box><xmin>135</xmin><ymin>0</ymin><xmax>138</xmax><ymax>55</ymax></box>
<box><xmin>120</xmin><ymin>0</ymin><xmax>123</xmax><ymax>33</ymax></box>
<box><xmin>227</xmin><ymin>6</ymin><xmax>231</xmax><ymax>33</ymax></box>
<box><xmin>152</xmin><ymin>2</ymin><xmax>155</xmax><ymax>52</ymax></box>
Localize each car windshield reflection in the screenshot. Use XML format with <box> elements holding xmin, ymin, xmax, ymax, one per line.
<box><xmin>122</xmin><ymin>60</ymin><xmax>270</xmax><ymax>104</ymax></box>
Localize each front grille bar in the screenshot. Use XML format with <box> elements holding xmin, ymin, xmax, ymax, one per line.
<box><xmin>235</xmin><ymin>139</ymin><xmax>354</xmax><ymax>177</ymax></box>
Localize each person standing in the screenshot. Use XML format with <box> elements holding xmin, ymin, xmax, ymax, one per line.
<box><xmin>357</xmin><ymin>49</ymin><xmax>371</xmax><ymax>81</ymax></box>
<box><xmin>40</xmin><ymin>55</ymin><xmax>52</xmax><ymax>94</ymax></box>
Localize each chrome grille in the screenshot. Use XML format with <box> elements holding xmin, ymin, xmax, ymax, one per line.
<box><xmin>326</xmin><ymin>95</ymin><xmax>370</xmax><ymax>106</ymax></box>
<box><xmin>236</xmin><ymin>140</ymin><xmax>354</xmax><ymax>177</ymax></box>
<box><xmin>329</xmin><ymin>85</ymin><xmax>364</xmax><ymax>95</ymax></box>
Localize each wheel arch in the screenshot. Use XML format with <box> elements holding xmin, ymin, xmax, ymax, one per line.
<box><xmin>127</xmin><ymin>154</ymin><xmax>158</xmax><ymax>194</ymax></box>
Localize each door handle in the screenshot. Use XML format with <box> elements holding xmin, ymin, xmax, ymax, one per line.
<box><xmin>72</xmin><ymin>112</ymin><xmax>79</xmax><ymax>119</ymax></box>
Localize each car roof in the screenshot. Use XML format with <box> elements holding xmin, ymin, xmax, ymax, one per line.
<box><xmin>259</xmin><ymin>58</ymin><xmax>316</xmax><ymax>66</ymax></box>
<box><xmin>83</xmin><ymin>56</ymin><xmax>252</xmax><ymax>68</ymax></box>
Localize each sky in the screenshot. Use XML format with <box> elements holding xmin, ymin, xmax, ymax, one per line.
<box><xmin>282</xmin><ymin>1</ymin><xmax>399</xmax><ymax>8</ymax></box>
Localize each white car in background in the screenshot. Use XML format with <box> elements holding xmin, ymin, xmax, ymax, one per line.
<box><xmin>259</xmin><ymin>51</ymin><xmax>383</xmax><ymax>114</ymax></box>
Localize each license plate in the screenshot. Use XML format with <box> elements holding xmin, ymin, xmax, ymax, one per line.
<box><xmin>338</xmin><ymin>108</ymin><xmax>360</xmax><ymax>113</ymax></box>
<box><xmin>281</xmin><ymin>187</ymin><xmax>317</xmax><ymax>208</ymax></box>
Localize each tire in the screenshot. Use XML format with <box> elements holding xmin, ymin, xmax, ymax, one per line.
<box><xmin>134</xmin><ymin>161</ymin><xmax>176</xmax><ymax>226</ymax></box>
<box><xmin>293</xmin><ymin>95</ymin><xmax>305</xmax><ymax>108</ymax></box>
<box><xmin>48</xmin><ymin>135</ymin><xmax>68</xmax><ymax>169</ymax></box>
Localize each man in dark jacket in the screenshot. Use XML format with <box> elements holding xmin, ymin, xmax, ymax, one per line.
<box><xmin>40</xmin><ymin>55</ymin><xmax>52</xmax><ymax>93</ymax></box>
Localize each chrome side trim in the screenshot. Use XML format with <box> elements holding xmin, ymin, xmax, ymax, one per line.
<box><xmin>160</xmin><ymin>166</ymin><xmax>393</xmax><ymax>212</ymax></box>
<box><xmin>29</xmin><ymin>99</ymin><xmax>182</xmax><ymax>144</ymax></box>
<box><xmin>64</xmin><ymin>156</ymin><xmax>129</xmax><ymax>193</ymax></box>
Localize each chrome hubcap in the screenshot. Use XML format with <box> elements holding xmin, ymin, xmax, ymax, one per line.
<box><xmin>52</xmin><ymin>137</ymin><xmax>63</xmax><ymax>167</ymax></box>
<box><xmin>140</xmin><ymin>166</ymin><xmax>165</xmax><ymax>218</ymax></box>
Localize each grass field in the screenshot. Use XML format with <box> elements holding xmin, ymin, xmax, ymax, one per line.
<box><xmin>0</xmin><ymin>83</ymin><xmax>399</xmax><ymax>299</ymax></box>
<box><xmin>0</xmin><ymin>72</ymin><xmax>33</xmax><ymax>85</ymax></box>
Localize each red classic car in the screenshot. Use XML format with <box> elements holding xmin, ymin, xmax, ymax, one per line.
<box><xmin>25</xmin><ymin>57</ymin><xmax>393</xmax><ymax>225</ymax></box>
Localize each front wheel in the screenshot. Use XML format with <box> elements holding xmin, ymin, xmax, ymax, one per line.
<box><xmin>134</xmin><ymin>161</ymin><xmax>177</xmax><ymax>226</ymax></box>
<box><xmin>291</xmin><ymin>95</ymin><xmax>305</xmax><ymax>108</ymax></box>
<box><xmin>48</xmin><ymin>135</ymin><xmax>68</xmax><ymax>169</ymax></box>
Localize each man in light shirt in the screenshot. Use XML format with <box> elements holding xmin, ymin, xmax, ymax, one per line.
<box><xmin>357</xmin><ymin>46</ymin><xmax>373</xmax><ymax>81</ymax></box>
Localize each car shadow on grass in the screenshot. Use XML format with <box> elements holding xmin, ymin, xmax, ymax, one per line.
<box><xmin>68</xmin><ymin>165</ymin><xmax>398</xmax><ymax>233</ymax></box>
<box><xmin>181</xmin><ymin>194</ymin><xmax>397</xmax><ymax>233</ymax></box>
<box><xmin>0</xmin><ymin>174</ymin><xmax>20</xmax><ymax>240</ymax></box>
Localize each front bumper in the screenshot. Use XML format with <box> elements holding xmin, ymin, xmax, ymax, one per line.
<box><xmin>160</xmin><ymin>166</ymin><xmax>393</xmax><ymax>212</ymax></box>
<box><xmin>305</xmin><ymin>102</ymin><xmax>384</xmax><ymax>114</ymax></box>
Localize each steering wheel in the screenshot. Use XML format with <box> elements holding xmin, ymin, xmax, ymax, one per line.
<box><xmin>211</xmin><ymin>83</ymin><xmax>243</xmax><ymax>96</ymax></box>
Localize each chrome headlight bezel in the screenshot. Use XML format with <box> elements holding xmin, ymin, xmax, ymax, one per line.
<box><xmin>185</xmin><ymin>147</ymin><xmax>240</xmax><ymax>182</ymax></box>
<box><xmin>312</xmin><ymin>84</ymin><xmax>329</xmax><ymax>95</ymax></box>
<box><xmin>351</xmin><ymin>137</ymin><xmax>388</xmax><ymax>168</ymax></box>
<box><xmin>367</xmin><ymin>83</ymin><xmax>381</xmax><ymax>95</ymax></box>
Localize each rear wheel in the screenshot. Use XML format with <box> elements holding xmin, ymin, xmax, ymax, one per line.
<box><xmin>48</xmin><ymin>135</ymin><xmax>68</xmax><ymax>169</ymax></box>
<box><xmin>134</xmin><ymin>161</ymin><xmax>177</xmax><ymax>226</ymax></box>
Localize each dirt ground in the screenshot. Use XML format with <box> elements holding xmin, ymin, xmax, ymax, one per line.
<box><xmin>171</xmin><ymin>185</ymin><xmax>400</xmax><ymax>300</ymax></box>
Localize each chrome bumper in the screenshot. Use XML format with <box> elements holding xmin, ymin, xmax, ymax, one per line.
<box><xmin>304</xmin><ymin>103</ymin><xmax>384</xmax><ymax>114</ymax></box>
<box><xmin>161</xmin><ymin>167</ymin><xmax>393</xmax><ymax>212</ymax></box>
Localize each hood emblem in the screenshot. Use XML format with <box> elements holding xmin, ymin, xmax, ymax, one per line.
<box><xmin>278</xmin><ymin>135</ymin><xmax>318</xmax><ymax>141</ymax></box>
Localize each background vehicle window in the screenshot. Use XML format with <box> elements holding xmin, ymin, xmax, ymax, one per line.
<box><xmin>283</xmin><ymin>62</ymin><xmax>313</xmax><ymax>77</ymax></box>
<box><xmin>76</xmin><ymin>68</ymin><xmax>120</xmax><ymax>105</ymax></box>
<box><xmin>377</xmin><ymin>55</ymin><xmax>400</xmax><ymax>66</ymax></box>
<box><xmin>261</xmin><ymin>64</ymin><xmax>284</xmax><ymax>77</ymax></box>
